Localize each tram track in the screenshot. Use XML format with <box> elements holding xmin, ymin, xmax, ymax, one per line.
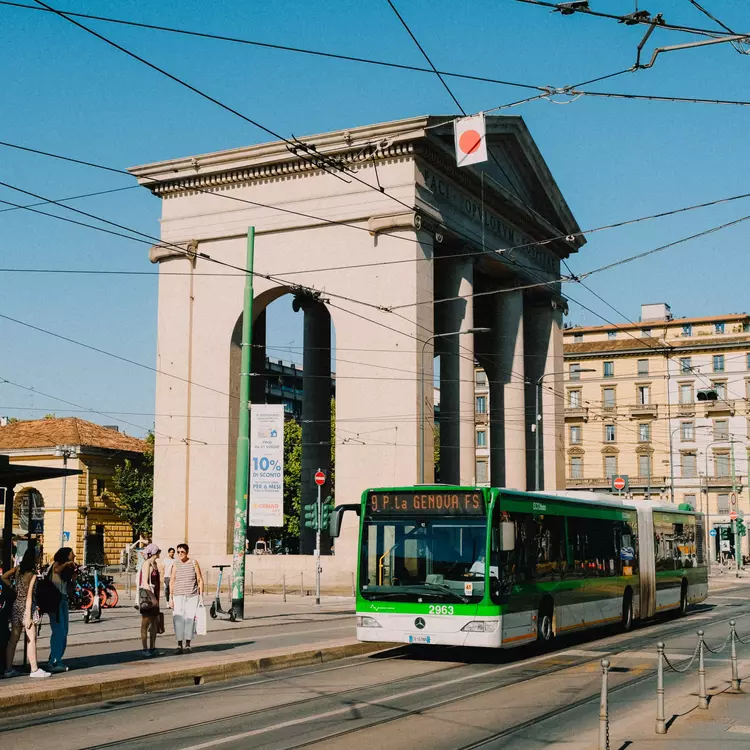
<box><xmin>8</xmin><ymin>601</ymin><xmax>749</xmax><ymax>750</ymax></box>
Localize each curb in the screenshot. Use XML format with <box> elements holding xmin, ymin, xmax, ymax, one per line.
<box><xmin>0</xmin><ymin>640</ymin><xmax>392</xmax><ymax>718</ymax></box>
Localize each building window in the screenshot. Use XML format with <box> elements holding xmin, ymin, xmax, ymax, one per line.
<box><xmin>714</xmin><ymin>419</ymin><xmax>729</xmax><ymax>441</ymax></box>
<box><xmin>570</xmin><ymin>363</ymin><xmax>582</xmax><ymax>380</ymax></box>
<box><xmin>718</xmin><ymin>493</ymin><xmax>730</xmax><ymax>515</ymax></box>
<box><xmin>570</xmin><ymin>457</ymin><xmax>583</xmax><ymax>479</ymax></box>
<box><xmin>642</xmin><ymin>328</ymin><xmax>652</xmax><ymax>338</ymax></box>
<box><xmin>712</xmin><ymin>381</ymin><xmax>727</xmax><ymax>400</ymax></box>
<box><xmin>638</xmin><ymin>454</ymin><xmax>651</xmax><ymax>477</ymax></box>
<box><xmin>476</xmin><ymin>430</ymin><xmax>487</xmax><ymax>448</ymax></box>
<box><xmin>637</xmin><ymin>385</ymin><xmax>650</xmax><ymax>405</ymax></box>
<box><xmin>475</xmin><ymin>396</ymin><xmax>487</xmax><ymax>414</ymax></box>
<box><xmin>570</xmin><ymin>425</ymin><xmax>582</xmax><ymax>444</ymax></box>
<box><xmin>680</xmin><ymin>384</ymin><xmax>693</xmax><ymax>404</ymax></box>
<box><xmin>680</xmin><ymin>357</ymin><xmax>692</xmax><ymax>374</ymax></box>
<box><xmin>95</xmin><ymin>479</ymin><xmax>105</xmax><ymax>497</ymax></box>
<box><xmin>715</xmin><ymin>322</ymin><xmax>725</xmax><ymax>334</ymax></box>
<box><xmin>573</xmin><ymin>332</ymin><xmax>583</xmax><ymax>343</ymax></box>
<box><xmin>639</xmin><ymin>423</ymin><xmax>650</xmax><ymax>442</ymax></box>
<box><xmin>682</xmin><ymin>323</ymin><xmax>692</xmax><ymax>337</ymax></box>
<box><xmin>608</xmin><ymin>331</ymin><xmax>617</xmax><ymax>340</ymax></box>
<box><xmin>681</xmin><ymin>421</ymin><xmax>694</xmax><ymax>441</ymax></box>
<box><xmin>714</xmin><ymin>453</ymin><xmax>730</xmax><ymax>477</ymax></box>
<box><xmin>604</xmin><ymin>455</ymin><xmax>617</xmax><ymax>478</ymax></box>
<box><xmin>605</xmin><ymin>424</ymin><xmax>616</xmax><ymax>442</ymax></box>
<box><xmin>475</xmin><ymin>370</ymin><xmax>487</xmax><ymax>386</ymax></box>
<box><xmin>568</xmin><ymin>389</ymin><xmax>581</xmax><ymax>408</ymax></box>
<box><xmin>475</xmin><ymin>460</ymin><xmax>488</xmax><ymax>484</ymax></box>
<box><xmin>603</xmin><ymin>361</ymin><xmax>614</xmax><ymax>378</ymax></box>
<box><xmin>682</xmin><ymin>453</ymin><xmax>697</xmax><ymax>478</ymax></box>
<box><xmin>602</xmin><ymin>388</ymin><xmax>616</xmax><ymax>408</ymax></box>
<box><xmin>713</xmin><ymin>354</ymin><xmax>725</xmax><ymax>372</ymax></box>
<box><xmin>637</xmin><ymin>359</ymin><xmax>649</xmax><ymax>376</ymax></box>
<box><xmin>683</xmin><ymin>494</ymin><xmax>696</xmax><ymax>510</ymax></box>
<box><xmin>747</xmin><ymin>353</ymin><xmax>750</xmax><ymax>370</ymax></box>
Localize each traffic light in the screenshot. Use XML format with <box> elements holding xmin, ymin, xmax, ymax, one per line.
<box><xmin>303</xmin><ymin>503</ymin><xmax>318</xmax><ymax>530</ymax></box>
<box><xmin>721</xmin><ymin>526</ymin><xmax>730</xmax><ymax>541</ymax></box>
<box><xmin>321</xmin><ymin>497</ymin><xmax>333</xmax><ymax>531</ymax></box>
<box><xmin>737</xmin><ymin>518</ymin><xmax>747</xmax><ymax>537</ymax></box>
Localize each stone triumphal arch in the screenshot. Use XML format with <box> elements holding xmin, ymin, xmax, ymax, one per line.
<box><xmin>131</xmin><ymin>115</ymin><xmax>584</xmax><ymax>571</ymax></box>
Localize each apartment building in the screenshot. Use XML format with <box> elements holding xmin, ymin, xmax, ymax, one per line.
<box><xmin>563</xmin><ymin>303</ymin><xmax>750</xmax><ymax>559</ymax></box>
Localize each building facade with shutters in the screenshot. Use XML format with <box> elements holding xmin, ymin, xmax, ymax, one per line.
<box><xmin>0</xmin><ymin>418</ymin><xmax>149</xmax><ymax>566</ymax></box>
<box><xmin>563</xmin><ymin>303</ymin><xmax>750</xmax><ymax>559</ymax></box>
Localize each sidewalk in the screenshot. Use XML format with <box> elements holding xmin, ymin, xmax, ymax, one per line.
<box><xmin>1</xmin><ymin>594</ymin><xmax>372</xmax><ymax>717</ymax></box>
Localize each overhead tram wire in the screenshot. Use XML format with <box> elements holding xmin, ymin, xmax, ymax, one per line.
<box><xmin>0</xmin><ymin>1</ymin><xmax>550</xmax><ymax>93</ymax></box>
<box><xmin>510</xmin><ymin>0</ymin><xmax>736</xmax><ymax>38</ymax></box>
<box><xmin>0</xmin><ymin>184</ymin><xmax>138</xmax><ymax>213</ymax></box>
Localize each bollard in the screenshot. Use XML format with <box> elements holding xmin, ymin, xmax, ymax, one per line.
<box><xmin>282</xmin><ymin>574</ymin><xmax>287</xmax><ymax>602</ymax></box>
<box><xmin>698</xmin><ymin>630</ymin><xmax>708</xmax><ymax>709</ymax></box>
<box><xmin>730</xmin><ymin>620</ymin><xmax>741</xmax><ymax>692</ymax></box>
<box><xmin>599</xmin><ymin>659</ymin><xmax>610</xmax><ymax>750</ymax></box>
<box><xmin>351</xmin><ymin>571</ymin><xmax>356</xmax><ymax>597</ymax></box>
<box><xmin>656</xmin><ymin>642</ymin><xmax>666</xmax><ymax>734</ymax></box>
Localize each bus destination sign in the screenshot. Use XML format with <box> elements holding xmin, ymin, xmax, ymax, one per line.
<box><xmin>367</xmin><ymin>491</ymin><xmax>484</xmax><ymax>516</ymax></box>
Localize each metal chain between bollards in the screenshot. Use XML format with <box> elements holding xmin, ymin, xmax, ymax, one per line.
<box><xmin>662</xmin><ymin>641</ymin><xmax>701</xmax><ymax>673</ymax></box>
<box><xmin>703</xmin><ymin>633</ymin><xmax>732</xmax><ymax>654</ymax></box>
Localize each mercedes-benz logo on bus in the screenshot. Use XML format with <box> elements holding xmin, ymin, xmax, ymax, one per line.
<box><xmin>415</xmin><ymin>617</ymin><xmax>426</xmax><ymax>629</ymax></box>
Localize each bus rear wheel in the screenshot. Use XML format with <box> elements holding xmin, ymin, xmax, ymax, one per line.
<box><xmin>536</xmin><ymin>605</ymin><xmax>555</xmax><ymax>647</ymax></box>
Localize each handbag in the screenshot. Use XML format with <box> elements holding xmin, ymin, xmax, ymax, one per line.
<box><xmin>138</xmin><ymin>566</ymin><xmax>159</xmax><ymax>615</ymax></box>
<box><xmin>194</xmin><ymin>598</ymin><xmax>207</xmax><ymax>636</ymax></box>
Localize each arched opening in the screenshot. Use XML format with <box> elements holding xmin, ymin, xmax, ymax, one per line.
<box><xmin>227</xmin><ymin>288</ymin><xmax>335</xmax><ymax>556</ymax></box>
<box><xmin>13</xmin><ymin>486</ymin><xmax>44</xmax><ymax>558</ymax></box>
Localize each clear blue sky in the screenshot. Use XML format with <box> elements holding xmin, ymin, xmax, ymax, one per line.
<box><xmin>2</xmin><ymin>0</ymin><xmax>749</xmax><ymax>435</ymax></box>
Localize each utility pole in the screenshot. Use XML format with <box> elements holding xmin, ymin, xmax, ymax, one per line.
<box><xmin>231</xmin><ymin>227</ymin><xmax>255</xmax><ymax>621</ymax></box>
<box><xmin>54</xmin><ymin>445</ymin><xmax>76</xmax><ymax>548</ymax></box>
<box><xmin>316</xmin><ymin>469</ymin><xmax>322</xmax><ymax>606</ymax></box>
<box><xmin>731</xmin><ymin>440</ymin><xmax>741</xmax><ymax>575</ymax></box>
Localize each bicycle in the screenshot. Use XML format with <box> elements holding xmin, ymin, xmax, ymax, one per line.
<box><xmin>209</xmin><ymin>565</ymin><xmax>236</xmax><ymax>621</ymax></box>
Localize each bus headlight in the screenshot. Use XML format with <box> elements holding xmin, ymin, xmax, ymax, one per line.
<box><xmin>461</xmin><ymin>621</ymin><xmax>499</xmax><ymax>633</ymax></box>
<box><xmin>356</xmin><ymin>616</ymin><xmax>381</xmax><ymax>628</ymax></box>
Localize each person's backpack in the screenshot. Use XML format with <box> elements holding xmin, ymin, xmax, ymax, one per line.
<box><xmin>36</xmin><ymin>571</ymin><xmax>62</xmax><ymax>616</ymax></box>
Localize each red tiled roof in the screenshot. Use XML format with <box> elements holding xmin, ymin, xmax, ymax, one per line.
<box><xmin>0</xmin><ymin>418</ymin><xmax>148</xmax><ymax>454</ymax></box>
<box><xmin>565</xmin><ymin>313</ymin><xmax>748</xmax><ymax>335</ymax></box>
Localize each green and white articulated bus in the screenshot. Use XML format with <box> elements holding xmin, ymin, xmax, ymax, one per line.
<box><xmin>330</xmin><ymin>486</ymin><xmax>708</xmax><ymax>649</ymax></box>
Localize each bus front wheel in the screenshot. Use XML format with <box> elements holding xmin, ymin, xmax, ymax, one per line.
<box><xmin>536</xmin><ymin>604</ymin><xmax>555</xmax><ymax>646</ymax></box>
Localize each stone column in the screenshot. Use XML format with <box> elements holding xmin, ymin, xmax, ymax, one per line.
<box><xmin>294</xmin><ymin>296</ymin><xmax>331</xmax><ymax>555</ymax></box>
<box><xmin>489</xmin><ymin>289</ymin><xmax>526</xmax><ymax>489</ymax></box>
<box><xmin>438</xmin><ymin>258</ymin><xmax>475</xmax><ymax>486</ymax></box>
<box><xmin>523</xmin><ymin>297</ymin><xmax>562</xmax><ymax>491</ymax></box>
<box><xmin>542</xmin><ymin>304</ymin><xmax>565</xmax><ymax>491</ymax></box>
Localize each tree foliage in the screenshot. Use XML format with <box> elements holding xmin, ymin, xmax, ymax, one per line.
<box><xmin>104</xmin><ymin>433</ymin><xmax>154</xmax><ymax>538</ymax></box>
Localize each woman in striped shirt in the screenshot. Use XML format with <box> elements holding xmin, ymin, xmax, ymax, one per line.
<box><xmin>168</xmin><ymin>543</ymin><xmax>204</xmax><ymax>654</ymax></box>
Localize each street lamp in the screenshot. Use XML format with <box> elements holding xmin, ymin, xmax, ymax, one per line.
<box><xmin>419</xmin><ymin>327</ymin><xmax>490</xmax><ymax>484</ymax></box>
<box><xmin>535</xmin><ymin>368</ymin><xmax>594</xmax><ymax>491</ymax></box>
<box><xmin>54</xmin><ymin>445</ymin><xmax>78</xmax><ymax>548</ymax></box>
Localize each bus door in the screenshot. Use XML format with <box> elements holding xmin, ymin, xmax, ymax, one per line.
<box><xmin>636</xmin><ymin>506</ymin><xmax>656</xmax><ymax>619</ymax></box>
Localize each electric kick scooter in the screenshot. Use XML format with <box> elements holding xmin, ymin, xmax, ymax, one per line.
<box><xmin>210</xmin><ymin>565</ymin><xmax>236</xmax><ymax>621</ymax></box>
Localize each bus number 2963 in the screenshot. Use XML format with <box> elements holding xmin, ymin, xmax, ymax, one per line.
<box><xmin>428</xmin><ymin>605</ymin><xmax>454</xmax><ymax>615</ymax></box>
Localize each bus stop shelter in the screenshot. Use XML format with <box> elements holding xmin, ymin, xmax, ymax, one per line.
<box><xmin>0</xmin><ymin>454</ymin><xmax>81</xmax><ymax>571</ymax></box>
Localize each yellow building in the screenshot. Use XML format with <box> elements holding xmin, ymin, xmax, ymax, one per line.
<box><xmin>0</xmin><ymin>417</ymin><xmax>149</xmax><ymax>565</ymax></box>
<box><xmin>564</xmin><ymin>303</ymin><xmax>750</xmax><ymax>561</ymax></box>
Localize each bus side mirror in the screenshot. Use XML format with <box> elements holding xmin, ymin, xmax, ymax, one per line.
<box><xmin>329</xmin><ymin>504</ymin><xmax>360</xmax><ymax>538</ymax></box>
<box><xmin>498</xmin><ymin>522</ymin><xmax>515</xmax><ymax>551</ymax></box>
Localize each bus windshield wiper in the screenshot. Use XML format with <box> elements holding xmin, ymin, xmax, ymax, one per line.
<box><xmin>421</xmin><ymin>582</ymin><xmax>469</xmax><ymax>603</ymax></box>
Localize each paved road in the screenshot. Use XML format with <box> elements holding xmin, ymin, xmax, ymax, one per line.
<box><xmin>3</xmin><ymin>585</ymin><xmax>750</xmax><ymax>749</ymax></box>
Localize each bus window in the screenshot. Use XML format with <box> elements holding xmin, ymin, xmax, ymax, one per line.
<box><xmin>566</xmin><ymin>516</ymin><xmax>618</xmax><ymax>577</ymax></box>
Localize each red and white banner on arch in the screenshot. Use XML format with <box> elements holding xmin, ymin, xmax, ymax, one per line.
<box><xmin>454</xmin><ymin>114</ymin><xmax>488</xmax><ymax>167</ymax></box>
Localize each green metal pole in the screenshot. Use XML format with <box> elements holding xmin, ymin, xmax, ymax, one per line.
<box><xmin>231</xmin><ymin>227</ymin><xmax>255</xmax><ymax>620</ymax></box>
<box><xmin>731</xmin><ymin>441</ymin><xmax>741</xmax><ymax>574</ymax></box>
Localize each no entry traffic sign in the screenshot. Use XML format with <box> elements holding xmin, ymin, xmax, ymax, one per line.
<box><xmin>613</xmin><ymin>476</ymin><xmax>626</xmax><ymax>491</ymax></box>
<box><xmin>730</xmin><ymin>510</ymin><xmax>738</xmax><ymax>521</ymax></box>
<box><xmin>314</xmin><ymin>470</ymin><xmax>326</xmax><ymax>486</ymax></box>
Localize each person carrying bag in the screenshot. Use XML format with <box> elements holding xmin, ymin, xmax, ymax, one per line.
<box><xmin>169</xmin><ymin>543</ymin><xmax>205</xmax><ymax>654</ymax></box>
<box><xmin>138</xmin><ymin>544</ymin><xmax>162</xmax><ymax>657</ymax></box>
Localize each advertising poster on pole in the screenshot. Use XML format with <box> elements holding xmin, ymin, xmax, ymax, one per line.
<box><xmin>249</xmin><ymin>404</ymin><xmax>284</xmax><ymax>527</ymax></box>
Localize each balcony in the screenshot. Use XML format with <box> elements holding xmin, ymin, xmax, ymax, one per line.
<box><xmin>704</xmin><ymin>475</ymin><xmax>745</xmax><ymax>489</ymax></box>
<box><xmin>566</xmin><ymin>476</ymin><xmax>668</xmax><ymax>490</ymax></box>
<box><xmin>629</xmin><ymin>403</ymin><xmax>659</xmax><ymax>418</ymax></box>
<box><xmin>677</xmin><ymin>402</ymin><xmax>696</xmax><ymax>416</ymax></box>
<box><xmin>704</xmin><ymin>400</ymin><xmax>735</xmax><ymax>417</ymax></box>
<box><xmin>564</xmin><ymin>406</ymin><xmax>589</xmax><ymax>421</ymax></box>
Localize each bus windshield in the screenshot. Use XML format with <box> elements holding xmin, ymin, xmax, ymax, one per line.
<box><xmin>359</xmin><ymin>517</ymin><xmax>487</xmax><ymax>603</ymax></box>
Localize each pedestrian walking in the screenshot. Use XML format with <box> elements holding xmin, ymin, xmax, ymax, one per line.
<box><xmin>138</xmin><ymin>543</ymin><xmax>162</xmax><ymax>657</ymax></box>
<box><xmin>169</xmin><ymin>543</ymin><xmax>205</xmax><ymax>654</ymax></box>
<box><xmin>48</xmin><ymin>547</ymin><xmax>76</xmax><ymax>673</ymax></box>
<box><xmin>163</xmin><ymin>547</ymin><xmax>176</xmax><ymax>603</ymax></box>
<box><xmin>1</xmin><ymin>547</ymin><xmax>49</xmax><ymax>679</ymax></box>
